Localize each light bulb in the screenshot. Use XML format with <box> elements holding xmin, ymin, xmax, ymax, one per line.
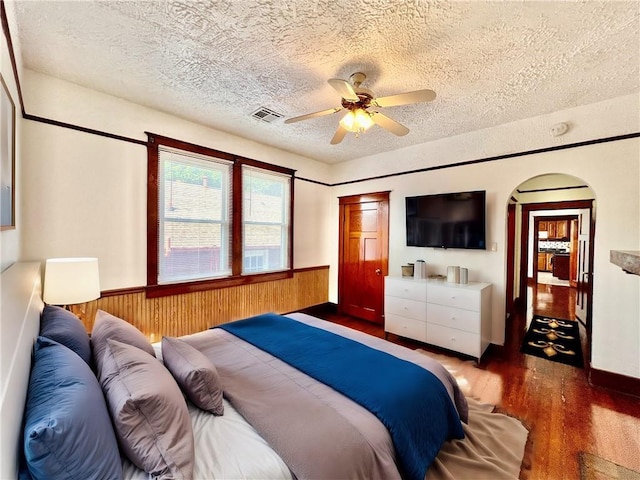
<box><xmin>354</xmin><ymin>109</ymin><xmax>373</xmax><ymax>131</ymax></box>
<box><xmin>339</xmin><ymin>109</ymin><xmax>373</xmax><ymax>133</ymax></box>
<box><xmin>339</xmin><ymin>111</ymin><xmax>356</xmax><ymax>132</ymax></box>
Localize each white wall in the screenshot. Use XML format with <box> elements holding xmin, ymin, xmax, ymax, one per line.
<box><xmin>328</xmin><ymin>136</ymin><xmax>640</xmax><ymax>378</ymax></box>
<box><xmin>20</xmin><ymin>71</ymin><xmax>333</xmax><ymax>290</ymax></box>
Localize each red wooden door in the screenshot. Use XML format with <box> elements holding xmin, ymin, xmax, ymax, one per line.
<box><xmin>338</xmin><ymin>192</ymin><xmax>389</xmax><ymax>324</ymax></box>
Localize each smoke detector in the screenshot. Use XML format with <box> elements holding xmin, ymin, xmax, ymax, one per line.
<box><xmin>550</xmin><ymin>122</ymin><xmax>569</xmax><ymax>137</ymax></box>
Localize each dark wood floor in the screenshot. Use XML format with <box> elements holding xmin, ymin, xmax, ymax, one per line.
<box><xmin>301</xmin><ymin>282</ymin><xmax>640</xmax><ymax>480</ymax></box>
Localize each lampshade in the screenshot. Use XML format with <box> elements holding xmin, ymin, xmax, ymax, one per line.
<box><xmin>43</xmin><ymin>257</ymin><xmax>101</xmax><ymax>305</ymax></box>
<box><xmin>339</xmin><ymin>108</ymin><xmax>374</xmax><ymax>133</ymax></box>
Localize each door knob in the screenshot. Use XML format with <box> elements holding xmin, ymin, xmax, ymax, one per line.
<box><xmin>375</xmin><ymin>268</ymin><xmax>382</xmax><ymax>275</ymax></box>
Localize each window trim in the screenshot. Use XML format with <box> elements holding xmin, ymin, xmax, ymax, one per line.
<box><xmin>146</xmin><ymin>132</ymin><xmax>295</xmax><ymax>298</ymax></box>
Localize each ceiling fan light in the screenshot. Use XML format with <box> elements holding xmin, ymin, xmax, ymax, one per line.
<box><xmin>339</xmin><ymin>109</ymin><xmax>373</xmax><ymax>133</ymax></box>
<box><xmin>355</xmin><ymin>108</ymin><xmax>373</xmax><ymax>131</ymax></box>
<box><xmin>339</xmin><ymin>110</ymin><xmax>356</xmax><ymax>132</ymax></box>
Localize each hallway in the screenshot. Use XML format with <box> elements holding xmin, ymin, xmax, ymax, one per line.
<box><xmin>528</xmin><ymin>280</ymin><xmax>577</xmax><ymax>320</ymax></box>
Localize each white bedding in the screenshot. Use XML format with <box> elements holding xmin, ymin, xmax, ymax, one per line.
<box><xmin>122</xmin><ymin>399</ymin><xmax>293</xmax><ymax>480</ymax></box>
<box><xmin>123</xmin><ymin>338</ymin><xmax>295</xmax><ymax>480</ymax></box>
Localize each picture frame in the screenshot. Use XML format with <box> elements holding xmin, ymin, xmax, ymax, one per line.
<box><xmin>1</xmin><ymin>72</ymin><xmax>16</xmax><ymax>230</ymax></box>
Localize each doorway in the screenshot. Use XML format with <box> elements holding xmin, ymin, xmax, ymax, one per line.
<box><xmin>533</xmin><ymin>214</ymin><xmax>577</xmax><ymax>288</ymax></box>
<box><xmin>337</xmin><ymin>191</ymin><xmax>389</xmax><ymax>324</ymax></box>
<box><xmin>505</xmin><ymin>174</ymin><xmax>596</xmax><ymax>363</ymax></box>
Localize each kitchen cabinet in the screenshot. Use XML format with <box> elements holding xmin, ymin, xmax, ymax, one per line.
<box><xmin>546</xmin><ymin>253</ymin><xmax>553</xmax><ymax>271</ymax></box>
<box><xmin>537</xmin><ymin>253</ymin><xmax>547</xmax><ymax>271</ymax></box>
<box><xmin>556</xmin><ymin>220</ymin><xmax>568</xmax><ymax>239</ymax></box>
<box><xmin>539</xmin><ymin>219</ymin><xmax>569</xmax><ymax>240</ymax></box>
<box><xmin>547</xmin><ymin>221</ymin><xmax>556</xmax><ymax>238</ymax></box>
<box><xmin>538</xmin><ymin>252</ymin><xmax>554</xmax><ymax>272</ymax></box>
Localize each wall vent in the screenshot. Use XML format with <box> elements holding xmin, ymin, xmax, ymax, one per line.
<box><xmin>251</xmin><ymin>107</ymin><xmax>284</xmax><ymax>123</ymax></box>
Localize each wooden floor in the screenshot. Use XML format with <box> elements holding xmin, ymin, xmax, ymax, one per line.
<box><xmin>301</xmin><ymin>282</ymin><xmax>640</xmax><ymax>480</ymax></box>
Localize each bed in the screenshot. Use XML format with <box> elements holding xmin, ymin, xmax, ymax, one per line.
<box><xmin>2</xmin><ymin>262</ymin><xmax>525</xmax><ymax>480</ymax></box>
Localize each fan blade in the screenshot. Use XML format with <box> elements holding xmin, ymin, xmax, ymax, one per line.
<box><xmin>284</xmin><ymin>107</ymin><xmax>342</xmax><ymax>124</ymax></box>
<box><xmin>372</xmin><ymin>89</ymin><xmax>436</xmax><ymax>108</ymax></box>
<box><xmin>330</xmin><ymin>125</ymin><xmax>348</xmax><ymax>145</ymax></box>
<box><xmin>370</xmin><ymin>112</ymin><xmax>409</xmax><ymax>136</ymax></box>
<box><xmin>328</xmin><ymin>78</ymin><xmax>359</xmax><ymax>102</ymax></box>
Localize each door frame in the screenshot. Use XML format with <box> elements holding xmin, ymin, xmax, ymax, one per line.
<box><xmin>337</xmin><ymin>191</ymin><xmax>390</xmax><ymax>323</ymax></box>
<box><xmin>531</xmin><ymin>214</ymin><xmax>578</xmax><ymax>284</ymax></box>
<box><xmin>518</xmin><ymin>200</ymin><xmax>594</xmax><ymax>305</ymax></box>
<box><xmin>505</xmin><ymin>202</ymin><xmax>517</xmax><ymax>317</ymax></box>
<box><xmin>517</xmin><ymin>200</ymin><xmax>595</xmax><ymax>358</ymax></box>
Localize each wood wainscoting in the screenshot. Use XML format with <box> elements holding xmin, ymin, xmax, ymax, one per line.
<box><xmin>72</xmin><ymin>266</ymin><xmax>329</xmax><ymax>340</ymax></box>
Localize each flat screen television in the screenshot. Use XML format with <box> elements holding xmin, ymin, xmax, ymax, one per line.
<box><xmin>405</xmin><ymin>190</ymin><xmax>486</xmax><ymax>249</ymax></box>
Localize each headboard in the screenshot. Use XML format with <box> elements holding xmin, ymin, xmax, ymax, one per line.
<box><xmin>0</xmin><ymin>262</ymin><xmax>43</xmax><ymax>479</ymax></box>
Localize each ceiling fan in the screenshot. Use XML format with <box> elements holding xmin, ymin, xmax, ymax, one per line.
<box><xmin>284</xmin><ymin>72</ymin><xmax>436</xmax><ymax>145</ymax></box>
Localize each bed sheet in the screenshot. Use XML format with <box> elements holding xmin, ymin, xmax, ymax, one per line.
<box><xmin>123</xmin><ymin>312</ymin><xmax>466</xmax><ymax>479</ymax></box>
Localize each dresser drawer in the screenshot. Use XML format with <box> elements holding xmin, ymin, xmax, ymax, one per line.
<box><xmin>427</xmin><ymin>303</ymin><xmax>480</xmax><ymax>334</ymax></box>
<box><xmin>427</xmin><ymin>284</ymin><xmax>480</xmax><ymax>311</ymax></box>
<box><xmin>385</xmin><ymin>277</ymin><xmax>426</xmax><ymax>302</ymax></box>
<box><xmin>426</xmin><ymin>324</ymin><xmax>480</xmax><ymax>358</ymax></box>
<box><xmin>385</xmin><ymin>295</ymin><xmax>426</xmax><ymax>322</ymax></box>
<box><xmin>385</xmin><ymin>314</ymin><xmax>427</xmax><ymax>342</ymax></box>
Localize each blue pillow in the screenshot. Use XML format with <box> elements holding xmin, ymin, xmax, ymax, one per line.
<box><xmin>39</xmin><ymin>305</ymin><xmax>91</xmax><ymax>365</ymax></box>
<box><xmin>23</xmin><ymin>337</ymin><xmax>123</xmax><ymax>480</ymax></box>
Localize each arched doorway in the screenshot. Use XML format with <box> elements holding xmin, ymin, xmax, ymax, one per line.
<box><xmin>505</xmin><ymin>173</ymin><xmax>596</xmax><ymax>363</ymax></box>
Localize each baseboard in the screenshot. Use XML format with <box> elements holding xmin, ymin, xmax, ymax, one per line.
<box><xmin>589</xmin><ymin>367</ymin><xmax>640</xmax><ymax>398</ymax></box>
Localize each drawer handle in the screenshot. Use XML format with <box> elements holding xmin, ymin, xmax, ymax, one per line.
<box><xmin>450</xmin><ymin>337</ymin><xmax>456</xmax><ymax>342</ymax></box>
<box><xmin>450</xmin><ymin>316</ymin><xmax>456</xmax><ymax>321</ymax></box>
<box><xmin>403</xmin><ymin>306</ymin><xmax>408</xmax><ymax>310</ymax></box>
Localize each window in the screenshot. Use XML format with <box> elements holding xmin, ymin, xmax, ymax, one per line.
<box><xmin>158</xmin><ymin>147</ymin><xmax>232</xmax><ymax>284</ymax></box>
<box><xmin>242</xmin><ymin>166</ymin><xmax>291</xmax><ymax>274</ymax></box>
<box><xmin>146</xmin><ymin>133</ymin><xmax>294</xmax><ymax>297</ymax></box>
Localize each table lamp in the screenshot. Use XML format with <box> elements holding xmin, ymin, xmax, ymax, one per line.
<box><xmin>43</xmin><ymin>257</ymin><xmax>100</xmax><ymax>321</ymax></box>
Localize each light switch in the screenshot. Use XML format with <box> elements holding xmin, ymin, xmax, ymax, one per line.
<box><xmin>490</xmin><ymin>242</ymin><xmax>497</xmax><ymax>252</ymax></box>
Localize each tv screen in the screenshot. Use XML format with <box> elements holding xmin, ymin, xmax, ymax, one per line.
<box><xmin>406</xmin><ymin>191</ymin><xmax>486</xmax><ymax>249</ymax></box>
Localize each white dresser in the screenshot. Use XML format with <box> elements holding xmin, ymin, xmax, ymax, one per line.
<box><xmin>384</xmin><ymin>277</ymin><xmax>429</xmax><ymax>342</ymax></box>
<box><xmin>384</xmin><ymin>276</ymin><xmax>492</xmax><ymax>360</ymax></box>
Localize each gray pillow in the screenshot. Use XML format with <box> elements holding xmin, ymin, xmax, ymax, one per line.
<box><xmin>162</xmin><ymin>336</ymin><xmax>224</xmax><ymax>415</ymax></box>
<box><xmin>100</xmin><ymin>339</ymin><xmax>194</xmax><ymax>480</ymax></box>
<box><xmin>91</xmin><ymin>309</ymin><xmax>155</xmax><ymax>378</ymax></box>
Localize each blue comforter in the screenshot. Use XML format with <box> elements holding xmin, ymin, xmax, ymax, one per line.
<box><xmin>218</xmin><ymin>313</ymin><xmax>464</xmax><ymax>480</ymax></box>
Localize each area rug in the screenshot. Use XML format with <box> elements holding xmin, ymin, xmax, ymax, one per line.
<box><xmin>416</xmin><ymin>349</ymin><xmax>531</xmax><ymax>480</ymax></box>
<box><xmin>579</xmin><ymin>452</ymin><xmax>640</xmax><ymax>480</ymax></box>
<box><xmin>520</xmin><ymin>315</ymin><xmax>583</xmax><ymax>367</ymax></box>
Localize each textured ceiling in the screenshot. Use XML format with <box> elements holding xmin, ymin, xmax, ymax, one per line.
<box><xmin>12</xmin><ymin>0</ymin><xmax>640</xmax><ymax>164</ymax></box>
